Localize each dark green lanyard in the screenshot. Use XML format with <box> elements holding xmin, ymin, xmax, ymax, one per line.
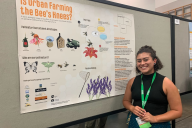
<box><xmin>141</xmin><ymin>72</ymin><xmax>156</xmax><ymax>109</ymax></box>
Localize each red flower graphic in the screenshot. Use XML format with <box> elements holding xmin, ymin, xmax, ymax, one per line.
<box><xmin>83</xmin><ymin>47</ymin><xmax>98</xmax><ymax>58</ymax></box>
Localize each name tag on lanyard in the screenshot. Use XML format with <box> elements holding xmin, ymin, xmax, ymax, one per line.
<box><xmin>136</xmin><ymin>117</ymin><xmax>152</xmax><ymax>128</ymax></box>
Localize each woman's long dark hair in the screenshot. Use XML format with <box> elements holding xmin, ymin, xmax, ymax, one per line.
<box><xmin>136</xmin><ymin>45</ymin><xmax>163</xmax><ymax>73</ymax></box>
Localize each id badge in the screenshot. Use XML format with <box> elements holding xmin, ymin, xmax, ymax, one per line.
<box><xmin>136</xmin><ymin>117</ymin><xmax>151</xmax><ymax>128</ymax></box>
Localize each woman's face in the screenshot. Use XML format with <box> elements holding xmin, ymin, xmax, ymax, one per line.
<box><xmin>136</xmin><ymin>52</ymin><xmax>157</xmax><ymax>75</ymax></box>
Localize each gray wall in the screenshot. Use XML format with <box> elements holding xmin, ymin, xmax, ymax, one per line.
<box><xmin>175</xmin><ymin>20</ymin><xmax>192</xmax><ymax>93</ymax></box>
<box><xmin>107</xmin><ymin>0</ymin><xmax>155</xmax><ymax>11</ymax></box>
<box><xmin>0</xmin><ymin>0</ymin><xmax>171</xmax><ymax>127</ymax></box>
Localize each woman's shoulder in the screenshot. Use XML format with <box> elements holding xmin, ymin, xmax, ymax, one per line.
<box><xmin>127</xmin><ymin>74</ymin><xmax>141</xmax><ymax>89</ymax></box>
<box><xmin>127</xmin><ymin>77</ymin><xmax>135</xmax><ymax>88</ymax></box>
<box><xmin>161</xmin><ymin>75</ymin><xmax>177</xmax><ymax>95</ymax></box>
<box><xmin>156</xmin><ymin>72</ymin><xmax>166</xmax><ymax>78</ymax></box>
<box><xmin>156</xmin><ymin>72</ymin><xmax>171</xmax><ymax>82</ymax></box>
<box><xmin>129</xmin><ymin>74</ymin><xmax>141</xmax><ymax>84</ymax></box>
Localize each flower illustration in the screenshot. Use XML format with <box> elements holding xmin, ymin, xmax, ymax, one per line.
<box><xmin>30</xmin><ymin>32</ymin><xmax>44</xmax><ymax>46</ymax></box>
<box><xmin>83</xmin><ymin>47</ymin><xmax>98</xmax><ymax>58</ymax></box>
<box><xmin>86</xmin><ymin>76</ymin><xmax>112</xmax><ymax>100</ymax></box>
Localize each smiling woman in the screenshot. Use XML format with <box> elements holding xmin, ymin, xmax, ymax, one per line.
<box><xmin>136</xmin><ymin>46</ymin><xmax>163</xmax><ymax>75</ymax></box>
<box><xmin>123</xmin><ymin>45</ymin><xmax>182</xmax><ymax>128</ymax></box>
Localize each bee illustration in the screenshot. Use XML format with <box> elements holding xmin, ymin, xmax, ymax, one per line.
<box><xmin>87</xmin><ymin>39</ymin><xmax>93</xmax><ymax>47</ymax></box>
<box><xmin>58</xmin><ymin>64</ymin><xmax>62</xmax><ymax>68</ymax></box>
<box><xmin>83</xmin><ymin>32</ymin><xmax>87</xmax><ymax>36</ymax></box>
<box><xmin>64</xmin><ymin>61</ymin><xmax>69</xmax><ymax>67</ymax></box>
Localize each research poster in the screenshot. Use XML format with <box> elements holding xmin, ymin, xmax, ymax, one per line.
<box><xmin>16</xmin><ymin>0</ymin><xmax>136</xmax><ymax>113</ymax></box>
<box><xmin>189</xmin><ymin>22</ymin><xmax>192</xmax><ymax>77</ymax></box>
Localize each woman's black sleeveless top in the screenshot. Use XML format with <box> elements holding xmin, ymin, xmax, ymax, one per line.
<box><xmin>131</xmin><ymin>72</ymin><xmax>168</xmax><ymax>116</ymax></box>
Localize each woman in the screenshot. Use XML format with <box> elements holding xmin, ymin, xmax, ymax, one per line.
<box><xmin>123</xmin><ymin>45</ymin><xmax>182</xmax><ymax>128</ymax></box>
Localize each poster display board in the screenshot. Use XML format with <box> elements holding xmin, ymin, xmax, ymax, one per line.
<box><xmin>16</xmin><ymin>0</ymin><xmax>135</xmax><ymax>113</ymax></box>
<box><xmin>189</xmin><ymin>22</ymin><xmax>192</xmax><ymax>77</ymax></box>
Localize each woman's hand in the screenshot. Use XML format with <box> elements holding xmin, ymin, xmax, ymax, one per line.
<box><xmin>141</xmin><ymin>112</ymin><xmax>157</xmax><ymax>123</ymax></box>
<box><xmin>132</xmin><ymin>106</ymin><xmax>146</xmax><ymax>118</ymax></box>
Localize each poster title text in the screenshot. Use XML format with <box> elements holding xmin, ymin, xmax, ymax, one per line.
<box><xmin>20</xmin><ymin>0</ymin><xmax>73</xmax><ymax>20</ymax></box>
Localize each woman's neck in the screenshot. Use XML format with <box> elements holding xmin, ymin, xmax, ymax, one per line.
<box><xmin>142</xmin><ymin>71</ymin><xmax>155</xmax><ymax>75</ymax></box>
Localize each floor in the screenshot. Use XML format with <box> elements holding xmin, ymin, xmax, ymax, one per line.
<box><xmin>66</xmin><ymin>93</ymin><xmax>192</xmax><ymax>128</ymax></box>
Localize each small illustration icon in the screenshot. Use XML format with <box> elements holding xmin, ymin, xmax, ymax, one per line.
<box><xmin>25</xmin><ymin>103</ymin><xmax>31</xmax><ymax>107</ymax></box>
<box><xmin>23</xmin><ymin>33</ymin><xmax>28</xmax><ymax>47</ymax></box>
<box><xmin>25</xmin><ymin>94</ymin><xmax>29</xmax><ymax>98</ymax></box>
<box><xmin>64</xmin><ymin>61</ymin><xmax>69</xmax><ymax>67</ymax></box>
<box><xmin>25</xmin><ymin>90</ymin><xmax>29</xmax><ymax>93</ymax></box>
<box><xmin>56</xmin><ymin>33</ymin><xmax>65</xmax><ymax>48</ymax></box>
<box><xmin>25</xmin><ymin>85</ymin><xmax>30</xmax><ymax>89</ymax></box>
<box><xmin>46</xmin><ymin>36</ymin><xmax>54</xmax><ymax>48</ymax></box>
<box><xmin>42</xmin><ymin>62</ymin><xmax>55</xmax><ymax>72</ymax></box>
<box><xmin>92</xmin><ymin>31</ymin><xmax>99</xmax><ymax>36</ymax></box>
<box><xmin>58</xmin><ymin>64</ymin><xmax>62</xmax><ymax>68</ymax></box>
<box><xmin>97</xmin><ymin>26</ymin><xmax>105</xmax><ymax>32</ymax></box>
<box><xmin>87</xmin><ymin>39</ymin><xmax>93</xmax><ymax>47</ymax></box>
<box><xmin>83</xmin><ymin>32</ymin><xmax>87</xmax><ymax>36</ymax></box>
<box><xmin>86</xmin><ymin>76</ymin><xmax>112</xmax><ymax>100</ymax></box>
<box><xmin>73</xmin><ymin>65</ymin><xmax>76</xmax><ymax>67</ymax></box>
<box><xmin>26</xmin><ymin>98</ymin><xmax>29</xmax><ymax>102</ymax></box>
<box><xmin>30</xmin><ymin>32</ymin><xmax>44</xmax><ymax>47</ymax></box>
<box><xmin>51</xmin><ymin>95</ymin><xmax>54</xmax><ymax>98</ymax></box>
<box><xmin>51</xmin><ymin>99</ymin><xmax>54</xmax><ymax>102</ymax></box>
<box><xmin>79</xmin><ymin>71</ymin><xmax>90</xmax><ymax>97</ymax></box>
<box><xmin>83</xmin><ymin>47</ymin><xmax>98</xmax><ymax>58</ymax></box>
<box><xmin>66</xmin><ymin>38</ymin><xmax>80</xmax><ymax>49</ymax></box>
<box><xmin>39</xmin><ymin>84</ymin><xmax>42</xmax><ymax>88</ymax></box>
<box><xmin>100</xmin><ymin>33</ymin><xmax>107</xmax><ymax>40</ymax></box>
<box><xmin>78</xmin><ymin>21</ymin><xmax>81</xmax><ymax>27</ymax></box>
<box><xmin>24</xmin><ymin>61</ymin><xmax>38</xmax><ymax>74</ymax></box>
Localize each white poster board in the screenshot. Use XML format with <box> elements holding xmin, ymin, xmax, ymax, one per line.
<box><xmin>16</xmin><ymin>0</ymin><xmax>135</xmax><ymax>113</ymax></box>
<box><xmin>189</xmin><ymin>22</ymin><xmax>192</xmax><ymax>77</ymax></box>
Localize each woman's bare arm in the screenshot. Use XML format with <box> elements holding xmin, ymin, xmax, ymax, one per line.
<box><xmin>123</xmin><ymin>77</ymin><xmax>146</xmax><ymax>118</ymax></box>
<box><xmin>123</xmin><ymin>77</ymin><xmax>135</xmax><ymax>111</ymax></box>
<box><xmin>154</xmin><ymin>77</ymin><xmax>182</xmax><ymax>122</ymax></box>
